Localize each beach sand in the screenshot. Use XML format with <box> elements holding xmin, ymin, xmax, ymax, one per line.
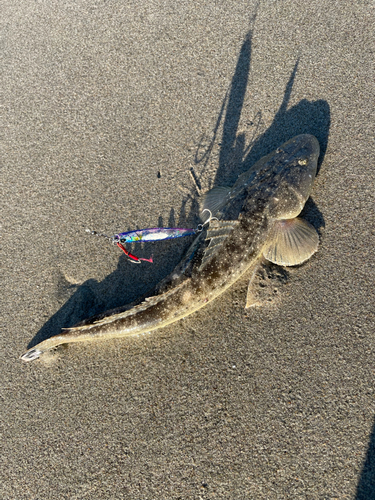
<box><xmin>1</xmin><ymin>1</ymin><xmax>374</xmax><ymax>498</ymax></box>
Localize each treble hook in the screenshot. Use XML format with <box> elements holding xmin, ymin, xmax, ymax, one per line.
<box><xmin>196</xmin><ymin>209</ymin><xmax>218</xmax><ymax>232</ymax></box>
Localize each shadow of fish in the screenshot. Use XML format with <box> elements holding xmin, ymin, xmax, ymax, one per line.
<box><xmin>21</xmin><ymin>134</ymin><xmax>320</xmax><ymax>362</ymax></box>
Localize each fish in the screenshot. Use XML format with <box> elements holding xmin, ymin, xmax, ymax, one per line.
<box><xmin>21</xmin><ymin>134</ymin><xmax>320</xmax><ymax>362</ymax></box>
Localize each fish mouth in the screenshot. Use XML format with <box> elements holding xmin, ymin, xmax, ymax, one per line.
<box><xmin>280</xmin><ymin>134</ymin><xmax>320</xmax><ymax>203</ymax></box>
<box><xmin>281</xmin><ymin>134</ymin><xmax>320</xmax><ymax>165</ymax></box>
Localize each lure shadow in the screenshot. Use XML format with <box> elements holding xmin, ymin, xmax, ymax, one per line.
<box><xmin>28</xmin><ymin>11</ymin><xmax>330</xmax><ymax>350</ymax></box>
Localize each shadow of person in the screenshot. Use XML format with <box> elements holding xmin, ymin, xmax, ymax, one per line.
<box><xmin>26</xmin><ymin>15</ymin><xmax>330</xmax><ymax>351</ymax></box>
<box><xmin>356</xmin><ymin>418</ymin><xmax>375</xmax><ymax>500</ymax></box>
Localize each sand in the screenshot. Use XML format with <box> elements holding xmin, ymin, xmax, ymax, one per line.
<box><xmin>1</xmin><ymin>0</ymin><xmax>374</xmax><ymax>498</ymax></box>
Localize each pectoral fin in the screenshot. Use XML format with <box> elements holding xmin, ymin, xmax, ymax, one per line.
<box><xmin>263</xmin><ymin>218</ymin><xmax>319</xmax><ymax>266</ymax></box>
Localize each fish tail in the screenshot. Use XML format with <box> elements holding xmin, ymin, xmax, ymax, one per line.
<box><xmin>20</xmin><ymin>330</ymin><xmax>82</xmax><ymax>362</ymax></box>
<box><xmin>20</xmin><ymin>347</ymin><xmax>44</xmax><ymax>362</ymax></box>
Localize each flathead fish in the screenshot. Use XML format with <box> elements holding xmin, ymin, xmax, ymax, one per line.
<box><xmin>21</xmin><ymin>134</ymin><xmax>320</xmax><ymax>362</ymax></box>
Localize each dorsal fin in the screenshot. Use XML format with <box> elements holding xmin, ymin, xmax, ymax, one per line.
<box><xmin>201</xmin><ymin>186</ymin><xmax>232</xmax><ymax>215</ymax></box>
<box><xmin>199</xmin><ymin>219</ymin><xmax>239</xmax><ymax>270</ymax></box>
<box><xmin>65</xmin><ymin>280</ymin><xmax>190</xmax><ymax>331</ymax></box>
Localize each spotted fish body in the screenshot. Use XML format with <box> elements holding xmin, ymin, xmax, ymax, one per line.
<box><xmin>21</xmin><ymin>135</ymin><xmax>320</xmax><ymax>362</ymax></box>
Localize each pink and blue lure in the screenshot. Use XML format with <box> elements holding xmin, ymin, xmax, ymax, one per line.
<box><xmin>113</xmin><ymin>227</ymin><xmax>197</xmax><ymax>244</ymax></box>
<box><xmin>89</xmin><ymin>227</ymin><xmax>200</xmax><ymax>264</ymax></box>
<box><xmin>88</xmin><ymin>210</ymin><xmax>216</xmax><ymax>264</ymax></box>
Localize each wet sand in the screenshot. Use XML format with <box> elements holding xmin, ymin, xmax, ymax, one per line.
<box><xmin>1</xmin><ymin>1</ymin><xmax>374</xmax><ymax>498</ymax></box>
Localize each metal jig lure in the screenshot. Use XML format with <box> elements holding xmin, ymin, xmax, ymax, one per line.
<box><xmin>88</xmin><ymin>209</ymin><xmax>216</xmax><ymax>264</ymax></box>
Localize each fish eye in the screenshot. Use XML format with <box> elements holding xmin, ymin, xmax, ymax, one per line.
<box><xmin>120</xmin><ymin>238</ymin><xmax>125</xmax><ymax>243</ymax></box>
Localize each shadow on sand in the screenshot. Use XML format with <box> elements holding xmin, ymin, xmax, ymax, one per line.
<box><xmin>356</xmin><ymin>417</ymin><xmax>375</xmax><ymax>499</ymax></box>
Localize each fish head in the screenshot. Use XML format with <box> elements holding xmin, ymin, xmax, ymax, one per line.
<box><xmin>262</xmin><ymin>134</ymin><xmax>320</xmax><ymax>220</ymax></box>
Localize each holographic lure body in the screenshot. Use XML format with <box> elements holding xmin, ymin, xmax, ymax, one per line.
<box><xmin>113</xmin><ymin>227</ymin><xmax>197</xmax><ymax>244</ymax></box>
<box><xmin>88</xmin><ymin>212</ymin><xmax>215</xmax><ymax>264</ymax></box>
<box><xmin>113</xmin><ymin>228</ymin><xmax>198</xmax><ymax>263</ymax></box>
<box><xmin>88</xmin><ymin>226</ymin><xmax>202</xmax><ymax>264</ymax></box>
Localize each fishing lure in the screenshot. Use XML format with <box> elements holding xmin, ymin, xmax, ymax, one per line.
<box><xmin>88</xmin><ymin>209</ymin><xmax>216</xmax><ymax>264</ymax></box>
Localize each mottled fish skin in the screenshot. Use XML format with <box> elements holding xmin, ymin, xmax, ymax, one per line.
<box><xmin>21</xmin><ymin>134</ymin><xmax>320</xmax><ymax>362</ymax></box>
